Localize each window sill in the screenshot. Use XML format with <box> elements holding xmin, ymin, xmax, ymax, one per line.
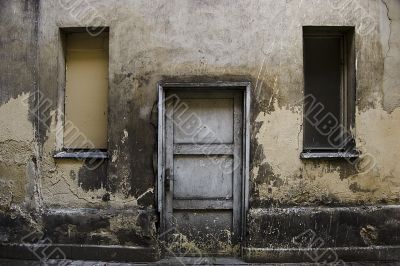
<box><xmin>300</xmin><ymin>150</ymin><xmax>359</xmax><ymax>159</ymax></box>
<box><xmin>53</xmin><ymin>150</ymin><xmax>108</xmax><ymax>159</ymax></box>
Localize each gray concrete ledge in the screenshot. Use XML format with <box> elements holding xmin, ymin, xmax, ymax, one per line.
<box><xmin>1</xmin><ymin>244</ymin><xmax>399</xmax><ymax>264</ymax></box>
<box><xmin>1</xmin><ymin>258</ymin><xmax>399</xmax><ymax>265</ymax></box>
<box><xmin>0</xmin><ymin>243</ymin><xmax>158</xmax><ymax>262</ymax></box>
<box><xmin>243</xmin><ymin>246</ymin><xmax>400</xmax><ymax>263</ymax></box>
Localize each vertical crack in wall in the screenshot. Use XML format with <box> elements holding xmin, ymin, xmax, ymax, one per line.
<box><xmin>382</xmin><ymin>0</ymin><xmax>392</xmax><ymax>59</ymax></box>
<box><xmin>380</xmin><ymin>0</ymin><xmax>400</xmax><ymax>112</ymax></box>
<box><xmin>32</xmin><ymin>0</ymin><xmax>43</xmax><ymax>221</ymax></box>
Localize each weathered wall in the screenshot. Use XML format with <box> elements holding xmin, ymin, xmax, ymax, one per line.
<box><xmin>249</xmin><ymin>0</ymin><xmax>400</xmax><ymax>207</ymax></box>
<box><xmin>37</xmin><ymin>0</ymin><xmax>400</xmax><ymax>207</ymax></box>
<box><xmin>0</xmin><ymin>0</ymin><xmax>40</xmax><ymax>242</ymax></box>
<box><xmin>0</xmin><ymin>0</ymin><xmax>399</xmax><ymax>262</ymax></box>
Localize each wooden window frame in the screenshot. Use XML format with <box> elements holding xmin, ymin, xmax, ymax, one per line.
<box><xmin>301</xmin><ymin>26</ymin><xmax>358</xmax><ymax>159</ymax></box>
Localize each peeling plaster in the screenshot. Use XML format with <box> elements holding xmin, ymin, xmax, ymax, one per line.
<box><xmin>356</xmin><ymin>106</ymin><xmax>400</xmax><ymax>180</ymax></box>
<box><xmin>380</xmin><ymin>0</ymin><xmax>400</xmax><ymax>112</ymax></box>
<box><xmin>252</xmin><ymin>104</ymin><xmax>400</xmax><ymax>206</ymax></box>
<box><xmin>0</xmin><ymin>93</ymin><xmax>35</xmax><ymax>207</ymax></box>
<box><xmin>121</xmin><ymin>129</ymin><xmax>128</xmax><ymax>144</ymax></box>
<box><xmin>1</xmin><ymin>0</ymin><xmax>400</xmax><ymax>254</ymax></box>
<box><xmin>253</xmin><ymin>102</ymin><xmax>302</xmax><ymax>179</ymax></box>
<box><xmin>0</xmin><ymin>93</ymin><xmax>34</xmax><ymax>142</ymax></box>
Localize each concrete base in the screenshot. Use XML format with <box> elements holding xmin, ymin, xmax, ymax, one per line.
<box><xmin>0</xmin><ymin>258</ymin><xmax>399</xmax><ymax>266</ymax></box>
<box><xmin>1</xmin><ymin>244</ymin><xmax>399</xmax><ymax>264</ymax></box>
<box><xmin>1</xmin><ymin>205</ymin><xmax>400</xmax><ymax>263</ymax></box>
<box><xmin>243</xmin><ymin>246</ymin><xmax>400</xmax><ymax>263</ymax></box>
<box><xmin>0</xmin><ymin>243</ymin><xmax>158</xmax><ymax>262</ymax></box>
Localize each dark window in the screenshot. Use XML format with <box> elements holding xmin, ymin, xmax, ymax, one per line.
<box><xmin>302</xmin><ymin>26</ymin><xmax>356</xmax><ymax>157</ymax></box>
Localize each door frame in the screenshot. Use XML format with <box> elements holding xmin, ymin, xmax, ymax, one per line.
<box><xmin>157</xmin><ymin>81</ymin><xmax>251</xmax><ymax>253</ymax></box>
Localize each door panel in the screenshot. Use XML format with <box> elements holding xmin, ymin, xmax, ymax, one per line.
<box><xmin>173</xmin><ymin>98</ymin><xmax>234</xmax><ymax>144</ymax></box>
<box><xmin>173</xmin><ymin>155</ymin><xmax>233</xmax><ymax>199</ymax></box>
<box><xmin>172</xmin><ymin>211</ymin><xmax>235</xmax><ymax>254</ymax></box>
<box><xmin>163</xmin><ymin>90</ymin><xmax>243</xmax><ymax>256</ymax></box>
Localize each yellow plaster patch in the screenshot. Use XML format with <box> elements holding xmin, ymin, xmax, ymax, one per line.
<box><xmin>0</xmin><ymin>93</ymin><xmax>34</xmax><ymax>142</ymax></box>
<box><xmin>254</xmin><ymin>102</ymin><xmax>302</xmax><ymax>178</ymax></box>
<box><xmin>254</xmin><ymin>102</ymin><xmax>400</xmax><ymax>204</ymax></box>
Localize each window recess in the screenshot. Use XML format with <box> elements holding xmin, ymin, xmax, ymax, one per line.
<box><xmin>54</xmin><ymin>28</ymin><xmax>109</xmax><ymax>159</ymax></box>
<box><xmin>301</xmin><ymin>26</ymin><xmax>357</xmax><ymax>159</ymax></box>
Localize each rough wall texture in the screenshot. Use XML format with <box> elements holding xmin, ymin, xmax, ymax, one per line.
<box><xmin>249</xmin><ymin>0</ymin><xmax>400</xmax><ymax>208</ymax></box>
<box><xmin>0</xmin><ymin>0</ymin><xmax>399</xmax><ymax>261</ymax></box>
<box><xmin>0</xmin><ymin>0</ymin><xmax>40</xmax><ymax>243</ymax></box>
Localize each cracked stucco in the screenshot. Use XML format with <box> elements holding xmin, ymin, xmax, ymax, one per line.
<box><xmin>0</xmin><ymin>0</ymin><xmax>399</xmax><ymax>249</ymax></box>
<box><xmin>380</xmin><ymin>0</ymin><xmax>400</xmax><ymax>112</ymax></box>
<box><xmin>0</xmin><ymin>0</ymin><xmax>397</xmax><ymax>211</ymax></box>
<box><xmin>0</xmin><ymin>93</ymin><xmax>35</xmax><ymax>207</ymax></box>
<box><xmin>250</xmin><ymin>0</ymin><xmax>400</xmax><ymax>206</ymax></box>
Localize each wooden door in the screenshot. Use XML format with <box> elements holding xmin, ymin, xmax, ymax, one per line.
<box><xmin>162</xmin><ymin>90</ymin><xmax>243</xmax><ymax>257</ymax></box>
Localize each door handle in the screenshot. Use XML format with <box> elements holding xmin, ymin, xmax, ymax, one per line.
<box><xmin>165</xmin><ymin>168</ymin><xmax>172</xmax><ymax>192</ymax></box>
